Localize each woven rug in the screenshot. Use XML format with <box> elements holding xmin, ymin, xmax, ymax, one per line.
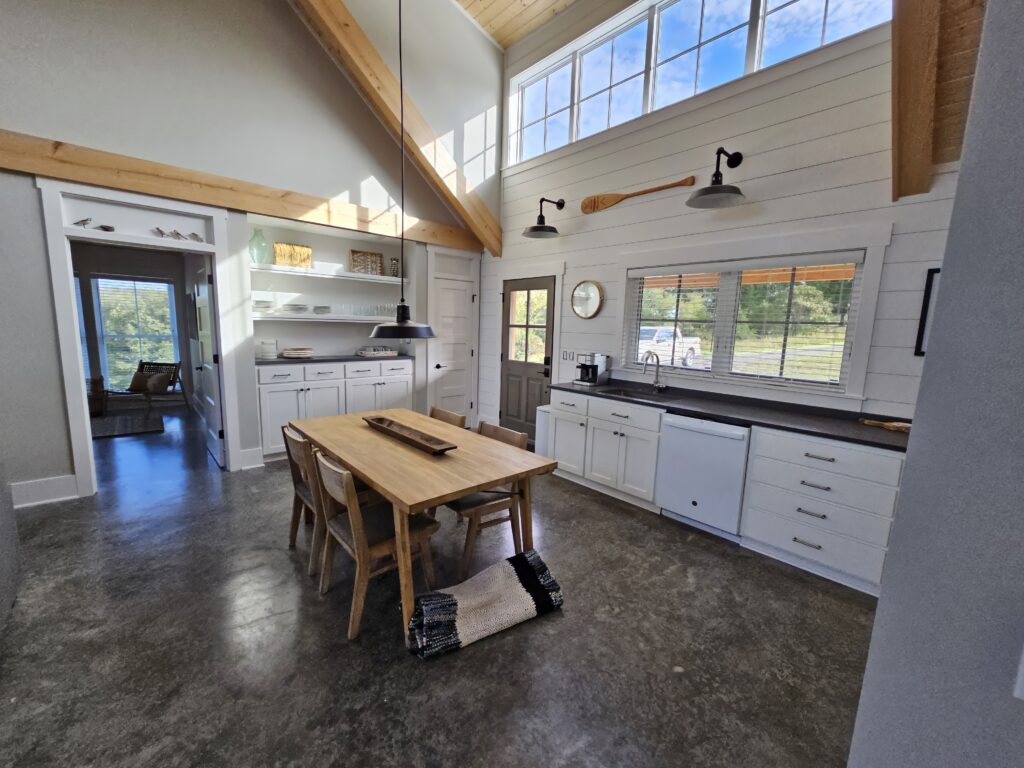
<box><xmin>91</xmin><ymin>412</ymin><xmax>165</xmax><ymax>439</ymax></box>
<box><xmin>408</xmin><ymin>549</ymin><xmax>563</xmax><ymax>660</ymax></box>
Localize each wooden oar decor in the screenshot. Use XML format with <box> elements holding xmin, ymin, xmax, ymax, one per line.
<box><xmin>580</xmin><ymin>175</ymin><xmax>696</xmax><ymax>214</ymax></box>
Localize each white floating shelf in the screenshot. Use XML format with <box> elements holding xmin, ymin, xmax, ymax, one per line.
<box><xmin>252</xmin><ymin>312</ymin><xmax>390</xmax><ymax>324</ymax></box>
<box><xmin>249</xmin><ymin>263</ymin><xmax>400</xmax><ymax>285</ymax></box>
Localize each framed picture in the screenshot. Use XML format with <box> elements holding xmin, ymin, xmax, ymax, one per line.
<box><xmin>350</xmin><ymin>250</ymin><xmax>384</xmax><ymax>275</ymax></box>
<box><xmin>273</xmin><ymin>242</ymin><xmax>312</xmax><ymax>268</ymax></box>
<box><xmin>914</xmin><ymin>267</ymin><xmax>941</xmax><ymax>356</ymax></box>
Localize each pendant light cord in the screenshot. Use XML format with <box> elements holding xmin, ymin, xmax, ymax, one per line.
<box><xmin>398</xmin><ymin>0</ymin><xmax>406</xmax><ymax>305</ymax></box>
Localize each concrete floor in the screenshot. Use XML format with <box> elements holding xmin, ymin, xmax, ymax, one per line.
<box><xmin>0</xmin><ymin>406</ymin><xmax>875</xmax><ymax>767</ymax></box>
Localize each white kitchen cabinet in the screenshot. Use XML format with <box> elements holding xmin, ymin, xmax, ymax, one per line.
<box><xmin>345</xmin><ymin>378</ymin><xmax>380</xmax><ymax>413</ymax></box>
<box><xmin>305</xmin><ymin>382</ymin><xmax>345</xmax><ymax>419</ymax></box>
<box><xmin>259</xmin><ymin>383</ymin><xmax>306</xmax><ymax>454</ymax></box>
<box><xmin>345</xmin><ymin>375</ymin><xmax>412</xmax><ymax>413</ymax></box>
<box><xmin>550</xmin><ymin>412</ymin><xmax>587</xmax><ymax>475</ymax></box>
<box><xmin>618</xmin><ymin>424</ymin><xmax>659</xmax><ymax>501</ymax></box>
<box><xmin>378</xmin><ymin>376</ymin><xmax>411</xmax><ymax>410</ymax></box>
<box><xmin>585</xmin><ymin>418</ymin><xmax>622</xmax><ymax>488</ymax></box>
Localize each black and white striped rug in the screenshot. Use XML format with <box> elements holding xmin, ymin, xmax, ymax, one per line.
<box><xmin>407</xmin><ymin>549</ymin><xmax>563</xmax><ymax>659</ymax></box>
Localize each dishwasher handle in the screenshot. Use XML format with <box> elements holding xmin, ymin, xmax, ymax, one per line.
<box><xmin>662</xmin><ymin>415</ymin><xmax>748</xmax><ymax>440</ymax></box>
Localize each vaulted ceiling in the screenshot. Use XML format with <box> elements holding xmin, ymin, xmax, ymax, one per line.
<box><xmin>459</xmin><ymin>0</ymin><xmax>582</xmax><ymax>48</ymax></box>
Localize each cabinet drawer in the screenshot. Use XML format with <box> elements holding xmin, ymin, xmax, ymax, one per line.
<box><xmin>744</xmin><ymin>481</ymin><xmax>892</xmax><ymax>548</ymax></box>
<box><xmin>589</xmin><ymin>397</ymin><xmax>663</xmax><ymax>433</ymax></box>
<box><xmin>258</xmin><ymin>365</ymin><xmax>304</xmax><ymax>384</ymax></box>
<box><xmin>751</xmin><ymin>428</ymin><xmax>903</xmax><ymax>486</ymax></box>
<box><xmin>551</xmin><ymin>391</ymin><xmax>590</xmax><ymax>416</ymax></box>
<box><xmin>304</xmin><ymin>363</ymin><xmax>344</xmax><ymax>381</ymax></box>
<box><xmin>380</xmin><ymin>360</ymin><xmax>412</xmax><ymax>377</ymax></box>
<box><xmin>345</xmin><ymin>362</ymin><xmax>381</xmax><ymax>379</ymax></box>
<box><xmin>748</xmin><ymin>456</ymin><xmax>898</xmax><ymax>517</ymax></box>
<box><xmin>742</xmin><ymin>506</ymin><xmax>886</xmax><ymax>584</ymax></box>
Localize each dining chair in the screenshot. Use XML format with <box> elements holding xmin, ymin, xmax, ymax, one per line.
<box><xmin>442</xmin><ymin>421</ymin><xmax>528</xmax><ymax>580</ymax></box>
<box><xmin>428</xmin><ymin>406</ymin><xmax>467</xmax><ymax>429</ymax></box>
<box><xmin>313</xmin><ymin>451</ymin><xmax>441</xmax><ymax>640</ymax></box>
<box><xmin>282</xmin><ymin>425</ymin><xmax>316</xmax><ymax>549</ymax></box>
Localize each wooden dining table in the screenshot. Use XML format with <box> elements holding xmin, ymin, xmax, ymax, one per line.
<box><xmin>290</xmin><ymin>408</ymin><xmax>558</xmax><ymax>637</ymax></box>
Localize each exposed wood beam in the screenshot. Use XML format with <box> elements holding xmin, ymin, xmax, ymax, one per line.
<box><xmin>0</xmin><ymin>129</ymin><xmax>482</xmax><ymax>251</ymax></box>
<box><xmin>892</xmin><ymin>0</ymin><xmax>942</xmax><ymax>199</ymax></box>
<box><xmin>291</xmin><ymin>0</ymin><xmax>503</xmax><ymax>256</ymax></box>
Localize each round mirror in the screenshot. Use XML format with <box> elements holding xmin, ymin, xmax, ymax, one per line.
<box><xmin>571</xmin><ymin>280</ymin><xmax>604</xmax><ymax>319</ymax></box>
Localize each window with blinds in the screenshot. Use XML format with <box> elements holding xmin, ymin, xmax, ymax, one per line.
<box><xmin>627</xmin><ymin>254</ymin><xmax>862</xmax><ymax>389</ymax></box>
<box><xmin>93</xmin><ymin>278</ymin><xmax>180</xmax><ymax>390</ymax></box>
<box><xmin>74</xmin><ymin>276</ymin><xmax>90</xmax><ymax>380</ymax></box>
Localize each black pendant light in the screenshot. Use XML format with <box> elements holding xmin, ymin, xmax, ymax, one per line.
<box><xmin>687</xmin><ymin>147</ymin><xmax>745</xmax><ymax>209</ymax></box>
<box><xmin>370</xmin><ymin>0</ymin><xmax>435</xmax><ymax>340</ymax></box>
<box><xmin>522</xmin><ymin>197</ymin><xmax>565</xmax><ymax>238</ymax></box>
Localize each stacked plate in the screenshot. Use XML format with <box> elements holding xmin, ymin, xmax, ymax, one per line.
<box><xmin>281</xmin><ymin>303</ymin><xmax>309</xmax><ymax>315</ymax></box>
<box><xmin>253</xmin><ymin>299</ymin><xmax>274</xmax><ymax>314</ymax></box>
<box><xmin>281</xmin><ymin>347</ymin><xmax>314</xmax><ymax>359</ymax></box>
<box><xmin>313</xmin><ymin>305</ymin><xmax>332</xmax><ymax>315</ymax></box>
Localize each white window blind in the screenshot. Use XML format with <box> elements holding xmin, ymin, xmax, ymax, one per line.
<box><xmin>626</xmin><ymin>253</ymin><xmax>863</xmax><ymax>389</ymax></box>
<box><xmin>93</xmin><ymin>278</ymin><xmax>180</xmax><ymax>390</ymax></box>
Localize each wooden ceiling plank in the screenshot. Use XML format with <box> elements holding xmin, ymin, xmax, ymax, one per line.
<box><xmin>891</xmin><ymin>0</ymin><xmax>942</xmax><ymax>199</ymax></box>
<box><xmin>492</xmin><ymin>0</ymin><xmax>578</xmax><ymax>46</ymax></box>
<box><xmin>291</xmin><ymin>0</ymin><xmax>502</xmax><ymax>255</ymax></box>
<box><xmin>0</xmin><ymin>128</ymin><xmax>482</xmax><ymax>251</ymax></box>
<box><xmin>476</xmin><ymin>0</ymin><xmax>532</xmax><ymax>28</ymax></box>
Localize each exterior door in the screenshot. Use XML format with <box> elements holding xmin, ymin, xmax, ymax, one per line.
<box><xmin>428</xmin><ymin>277</ymin><xmax>475</xmax><ymax>417</ymax></box>
<box><xmin>500</xmin><ymin>276</ymin><xmax>555</xmax><ymax>441</ymax></box>
<box><xmin>190</xmin><ymin>256</ymin><xmax>225</xmax><ymax>467</ymax></box>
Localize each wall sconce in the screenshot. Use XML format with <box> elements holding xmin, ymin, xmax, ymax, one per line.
<box><xmin>687</xmin><ymin>147</ymin><xmax>745</xmax><ymax>209</ymax></box>
<box><xmin>522</xmin><ymin>197</ymin><xmax>565</xmax><ymax>238</ymax></box>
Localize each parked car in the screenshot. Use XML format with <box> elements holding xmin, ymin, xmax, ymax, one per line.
<box><xmin>638</xmin><ymin>326</ymin><xmax>703</xmax><ymax>367</ymax></box>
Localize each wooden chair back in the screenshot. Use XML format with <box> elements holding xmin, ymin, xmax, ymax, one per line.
<box><xmin>137</xmin><ymin>360</ymin><xmax>182</xmax><ymax>393</ymax></box>
<box><xmin>477</xmin><ymin>421</ymin><xmax>528</xmax><ymax>449</ymax></box>
<box><xmin>282</xmin><ymin>425</ymin><xmax>314</xmax><ymax>489</ymax></box>
<box><xmin>314</xmin><ymin>452</ymin><xmax>368</xmax><ymax>557</ymax></box>
<box><xmin>429</xmin><ymin>406</ymin><xmax>467</xmax><ymax>428</ymax></box>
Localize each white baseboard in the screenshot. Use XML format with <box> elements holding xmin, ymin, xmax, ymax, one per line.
<box><xmin>551</xmin><ymin>469</ymin><xmax>660</xmax><ymax>514</ymax></box>
<box><xmin>10</xmin><ymin>474</ymin><xmax>80</xmax><ymax>509</ymax></box>
<box><xmin>740</xmin><ymin>538</ymin><xmax>881</xmax><ymax>596</ymax></box>
<box><xmin>238</xmin><ymin>447</ymin><xmax>265</xmax><ymax>471</ymax></box>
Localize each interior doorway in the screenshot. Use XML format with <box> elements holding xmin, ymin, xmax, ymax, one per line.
<box><xmin>500</xmin><ymin>276</ymin><xmax>555</xmax><ymax>441</ymax></box>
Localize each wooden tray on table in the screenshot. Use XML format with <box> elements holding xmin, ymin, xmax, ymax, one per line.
<box><xmin>362</xmin><ymin>416</ymin><xmax>457</xmax><ymax>455</ymax></box>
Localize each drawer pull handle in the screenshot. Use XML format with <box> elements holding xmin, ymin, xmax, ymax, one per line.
<box><xmin>354</xmin><ymin>369</ymin><xmax>371</xmax><ymax>373</ymax></box>
<box><xmin>804</xmin><ymin>452</ymin><xmax>836</xmax><ymax>463</ymax></box>
<box><xmin>796</xmin><ymin>507</ymin><xmax>827</xmax><ymax>520</ymax></box>
<box><xmin>560</xmin><ymin>401</ymin><xmax>576</xmax><ymax>407</ymax></box>
<box><xmin>611</xmin><ymin>412</ymin><xmax>630</xmax><ymax>419</ymax></box>
<box><xmin>792</xmin><ymin>536</ymin><xmax>823</xmax><ymax>550</ymax></box>
<box><xmin>579</xmin><ymin>423</ymin><xmax>586</xmax><ymax>427</ymax></box>
<box><xmin>800</xmin><ymin>480</ymin><xmax>832</xmax><ymax>492</ymax></box>
<box><xmin>316</xmin><ymin>371</ymin><xmax>332</xmax><ymax>375</ymax></box>
<box><xmin>272</xmin><ymin>373</ymin><xmax>290</xmax><ymax>378</ymax></box>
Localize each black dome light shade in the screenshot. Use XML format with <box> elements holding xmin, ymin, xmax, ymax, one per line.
<box><xmin>523</xmin><ymin>197</ymin><xmax>565</xmax><ymax>238</ymax></box>
<box><xmin>687</xmin><ymin>147</ymin><xmax>745</xmax><ymax>209</ymax></box>
<box><xmin>370</xmin><ymin>0</ymin><xmax>434</xmax><ymax>340</ymax></box>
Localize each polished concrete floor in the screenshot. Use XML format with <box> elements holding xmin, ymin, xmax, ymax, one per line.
<box><xmin>1</xmin><ymin>407</ymin><xmax>876</xmax><ymax>767</ymax></box>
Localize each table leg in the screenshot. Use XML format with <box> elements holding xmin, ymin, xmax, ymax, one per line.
<box><xmin>392</xmin><ymin>504</ymin><xmax>415</xmax><ymax>642</ymax></box>
<box><xmin>519</xmin><ymin>477</ymin><xmax>534</xmax><ymax>552</ymax></box>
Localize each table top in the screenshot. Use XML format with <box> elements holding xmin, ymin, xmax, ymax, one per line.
<box><xmin>290</xmin><ymin>408</ymin><xmax>557</xmax><ymax>513</ymax></box>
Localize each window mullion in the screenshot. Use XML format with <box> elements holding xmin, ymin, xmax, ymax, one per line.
<box><xmin>642</xmin><ymin>5</ymin><xmax>657</xmax><ymax>115</ymax></box>
<box><xmin>569</xmin><ymin>51</ymin><xmax>580</xmax><ymax>141</ymax></box>
<box><xmin>745</xmin><ymin>0</ymin><xmax>765</xmax><ymax>73</ymax></box>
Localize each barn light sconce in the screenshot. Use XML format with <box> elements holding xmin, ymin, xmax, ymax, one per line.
<box><xmin>686</xmin><ymin>147</ymin><xmax>745</xmax><ymax>209</ymax></box>
<box><xmin>522</xmin><ymin>197</ymin><xmax>565</xmax><ymax>238</ymax></box>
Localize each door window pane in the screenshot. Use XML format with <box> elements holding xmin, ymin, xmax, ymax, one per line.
<box><xmin>655</xmin><ymin>50</ymin><xmax>697</xmax><ymax>109</ymax></box>
<box><xmin>658</xmin><ymin>0</ymin><xmax>701</xmax><ymax>62</ymax></box>
<box><xmin>761</xmin><ymin>0</ymin><xmax>827</xmax><ymax>68</ymax></box>
<box><xmin>523</xmin><ymin>79</ymin><xmax>545</xmax><ymax>124</ymax></box>
<box><xmin>522</xmin><ymin>121</ymin><xmax>544</xmax><ymax>161</ymax></box>
<box><xmin>527</xmin><ymin>289</ymin><xmax>548</xmax><ymax>324</ymax></box>
<box><xmin>824</xmin><ymin>0</ymin><xmax>891</xmax><ymax>43</ymax></box>
<box><xmin>610</xmin><ymin>75</ymin><xmax>645</xmax><ymax>126</ymax></box>
<box><xmin>526</xmin><ymin>329</ymin><xmax>547</xmax><ymax>364</ymax></box>
<box><xmin>580</xmin><ymin>39</ymin><xmax>612</xmax><ymax>97</ymax></box>
<box><xmin>578</xmin><ymin>92</ymin><xmax>610</xmax><ymax>138</ymax></box>
<box><xmin>545</xmin><ymin>109</ymin><xmax>570</xmax><ymax>151</ymax></box>
<box><xmin>697</xmin><ymin>26</ymin><xmax>747</xmax><ymax>93</ymax></box>
<box><xmin>509</xmin><ymin>327</ymin><xmax>527</xmax><ymax>362</ymax></box>
<box><xmin>511</xmin><ymin>290</ymin><xmax>528</xmax><ymax>324</ymax></box>
<box><xmin>613</xmin><ymin>20</ymin><xmax>649</xmax><ymax>82</ymax></box>
<box><xmin>546</xmin><ymin>63</ymin><xmax>573</xmax><ymax>113</ymax></box>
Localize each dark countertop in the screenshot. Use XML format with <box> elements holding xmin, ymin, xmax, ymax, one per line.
<box><xmin>550</xmin><ymin>380</ymin><xmax>909</xmax><ymax>451</ymax></box>
<box><xmin>256</xmin><ymin>354</ymin><xmax>414</xmax><ymax>365</ymax></box>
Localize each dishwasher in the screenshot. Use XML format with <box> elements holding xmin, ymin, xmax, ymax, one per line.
<box><xmin>655</xmin><ymin>414</ymin><xmax>750</xmax><ymax>537</ymax></box>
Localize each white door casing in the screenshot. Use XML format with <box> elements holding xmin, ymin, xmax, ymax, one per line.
<box><xmin>192</xmin><ymin>257</ymin><xmax>225</xmax><ymax>466</ymax></box>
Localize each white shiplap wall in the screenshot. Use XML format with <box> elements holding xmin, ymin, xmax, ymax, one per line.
<box><xmin>480</xmin><ymin>25</ymin><xmax>955</xmax><ymax>422</ymax></box>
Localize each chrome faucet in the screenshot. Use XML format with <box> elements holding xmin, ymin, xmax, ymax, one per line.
<box><xmin>641</xmin><ymin>351</ymin><xmax>667</xmax><ymax>392</ymax></box>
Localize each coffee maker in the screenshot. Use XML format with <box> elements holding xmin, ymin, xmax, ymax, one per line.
<box><xmin>575</xmin><ymin>353</ymin><xmax>610</xmax><ymax>387</ymax></box>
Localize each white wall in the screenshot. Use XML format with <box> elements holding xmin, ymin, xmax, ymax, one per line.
<box><xmin>481</xmin><ymin>25</ymin><xmax>955</xmax><ymax>422</ymax></box>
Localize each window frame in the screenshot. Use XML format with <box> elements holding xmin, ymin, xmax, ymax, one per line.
<box><xmin>506</xmin><ymin>287</ymin><xmax>551</xmax><ymax>364</ymax></box>
<box><xmin>507</xmin><ymin>0</ymin><xmax>889</xmax><ymax>165</ymax></box>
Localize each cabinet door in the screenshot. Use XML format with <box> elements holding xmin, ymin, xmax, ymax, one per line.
<box><xmin>378</xmin><ymin>376</ymin><xmax>412</xmax><ymax>410</ymax></box>
<box><xmin>618</xmin><ymin>425</ymin><xmax>659</xmax><ymax>501</ymax></box>
<box><xmin>305</xmin><ymin>382</ymin><xmax>345</xmax><ymax>419</ymax></box>
<box><xmin>551</xmin><ymin>413</ymin><xmax>587</xmax><ymax>475</ymax></box>
<box><xmin>260</xmin><ymin>383</ymin><xmax>305</xmax><ymax>454</ymax></box>
<box><xmin>585</xmin><ymin>418</ymin><xmax>622</xmax><ymax>488</ymax></box>
<box><xmin>345</xmin><ymin>379</ymin><xmax>380</xmax><ymax>414</ymax></box>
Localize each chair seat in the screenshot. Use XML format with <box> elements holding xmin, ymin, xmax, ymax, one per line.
<box><xmin>444</xmin><ymin>489</ymin><xmax>514</xmax><ymax>514</ymax></box>
<box><xmin>326</xmin><ymin>502</ymin><xmax>439</xmax><ymax>550</ymax></box>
